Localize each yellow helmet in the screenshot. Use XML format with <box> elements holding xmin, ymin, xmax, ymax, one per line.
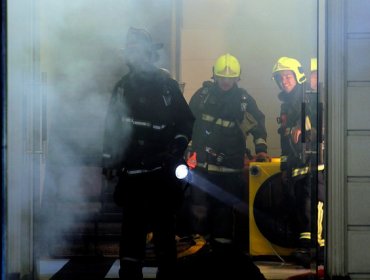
<box><xmin>213</xmin><ymin>53</ymin><xmax>241</xmax><ymax>78</ymax></box>
<box><xmin>311</xmin><ymin>57</ymin><xmax>317</xmax><ymax>72</ymax></box>
<box><xmin>272</xmin><ymin>56</ymin><xmax>306</xmax><ymax>84</ymax></box>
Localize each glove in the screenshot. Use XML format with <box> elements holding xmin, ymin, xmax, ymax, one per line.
<box><xmin>291</xmin><ymin>126</ymin><xmax>302</xmax><ymax>144</ymax></box>
<box><xmin>186</xmin><ymin>152</ymin><xmax>197</xmax><ymax>169</ymax></box>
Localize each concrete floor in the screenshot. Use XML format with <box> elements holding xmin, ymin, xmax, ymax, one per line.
<box><xmin>38</xmin><ymin>258</ymin><xmax>316</xmax><ymax>280</ymax></box>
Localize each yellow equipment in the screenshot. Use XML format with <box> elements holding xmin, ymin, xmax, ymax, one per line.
<box><xmin>249</xmin><ymin>158</ymin><xmax>296</xmax><ymax>256</ymax></box>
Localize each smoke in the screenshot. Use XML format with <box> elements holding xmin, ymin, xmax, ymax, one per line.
<box><xmin>8</xmin><ymin>0</ymin><xmax>320</xmax><ymax>261</ymax></box>
<box><xmin>37</xmin><ymin>0</ymin><xmax>173</xmax><ymax>257</ymax></box>
<box><xmin>190</xmin><ymin>171</ymin><xmax>249</xmax><ymax>216</ymax></box>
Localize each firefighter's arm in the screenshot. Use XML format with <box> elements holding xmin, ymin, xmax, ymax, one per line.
<box><xmin>169</xmin><ymin>134</ymin><xmax>190</xmax><ymax>158</ymax></box>
<box><xmin>242</xmin><ymin>93</ymin><xmax>268</xmax><ymax>143</ymax></box>
<box><xmin>168</xmin><ymin>79</ymin><xmax>195</xmax><ymax>158</ymax></box>
<box><xmin>239</xmin><ymin>115</ymin><xmax>268</xmax><ymax>161</ymax></box>
<box><xmin>102</xmin><ymin>83</ymin><xmax>125</xmax><ymax>180</ymax></box>
<box><xmin>290</xmin><ymin>115</ymin><xmax>312</xmax><ymax>144</ymax></box>
<box><xmin>244</xmin><ymin>96</ymin><xmax>268</xmax><ymax>160</ymax></box>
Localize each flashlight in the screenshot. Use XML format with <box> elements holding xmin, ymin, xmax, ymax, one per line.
<box><xmin>175</xmin><ymin>163</ymin><xmax>189</xmax><ymax>179</ymax></box>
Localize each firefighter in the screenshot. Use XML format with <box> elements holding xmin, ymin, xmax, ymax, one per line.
<box><xmin>102</xmin><ymin>27</ymin><xmax>194</xmax><ymax>280</ymax></box>
<box><xmin>272</xmin><ymin>56</ymin><xmax>325</xmax><ymax>268</ymax></box>
<box><xmin>309</xmin><ymin>56</ymin><xmax>326</xmax><ymax>265</ymax></box>
<box><xmin>187</xmin><ymin>53</ymin><xmax>268</xmax><ymax>258</ymax></box>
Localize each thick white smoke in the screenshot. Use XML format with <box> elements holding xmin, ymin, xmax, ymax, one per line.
<box><xmin>7</xmin><ymin>0</ymin><xmax>319</xmax><ymax>263</ymax></box>
<box><xmin>37</xmin><ymin>0</ymin><xmax>173</xmax><ymax>257</ymax></box>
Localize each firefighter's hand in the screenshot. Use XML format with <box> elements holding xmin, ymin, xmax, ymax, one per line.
<box><xmin>186</xmin><ymin>152</ymin><xmax>197</xmax><ymax>169</ymax></box>
<box><xmin>291</xmin><ymin>126</ymin><xmax>302</xmax><ymax>144</ymax></box>
<box><xmin>255</xmin><ymin>152</ymin><xmax>269</xmax><ymax>162</ymax></box>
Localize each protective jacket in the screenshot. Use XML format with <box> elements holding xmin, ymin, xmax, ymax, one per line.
<box><xmin>277</xmin><ymin>83</ymin><xmax>326</xmax><ymax>255</ymax></box>
<box><xmin>102</xmin><ymin>65</ymin><xmax>194</xmax><ymax>172</ymax></box>
<box><xmin>189</xmin><ymin>81</ymin><xmax>267</xmax><ymax>171</ymax></box>
<box><xmin>278</xmin><ymin>83</ymin><xmax>308</xmax><ymax>176</ymax></box>
<box><xmin>277</xmin><ymin>83</ymin><xmax>323</xmax><ymax>178</ymax></box>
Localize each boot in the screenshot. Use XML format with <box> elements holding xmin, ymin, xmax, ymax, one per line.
<box><xmin>292</xmin><ymin>238</ymin><xmax>311</xmax><ymax>268</ymax></box>
<box><xmin>292</xmin><ymin>248</ymin><xmax>311</xmax><ymax>269</ymax></box>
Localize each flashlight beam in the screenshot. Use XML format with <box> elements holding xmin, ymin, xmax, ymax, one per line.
<box><xmin>189</xmin><ymin>171</ymin><xmax>249</xmax><ymax>215</ymax></box>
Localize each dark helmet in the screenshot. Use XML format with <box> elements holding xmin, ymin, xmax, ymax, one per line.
<box><xmin>124</xmin><ymin>27</ymin><xmax>163</xmax><ymax>63</ymax></box>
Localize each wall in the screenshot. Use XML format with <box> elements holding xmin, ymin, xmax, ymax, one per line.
<box><xmin>345</xmin><ymin>0</ymin><xmax>370</xmax><ymax>277</ymax></box>
<box><xmin>7</xmin><ymin>0</ymin><xmax>42</xmax><ymax>276</ymax></box>
<box><xmin>327</xmin><ymin>0</ymin><xmax>370</xmax><ymax>278</ymax></box>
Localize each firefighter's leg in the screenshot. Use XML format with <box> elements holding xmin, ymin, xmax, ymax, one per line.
<box><xmin>152</xmin><ymin>212</ymin><xmax>178</xmax><ymax>280</ymax></box>
<box><xmin>292</xmin><ymin>177</ymin><xmax>312</xmax><ymax>268</ymax></box>
<box><xmin>210</xmin><ymin>195</ymin><xmax>235</xmax><ymax>255</ymax></box>
<box><xmin>232</xmin><ymin>173</ymin><xmax>250</xmax><ymax>252</ymax></box>
<box><xmin>294</xmin><ymin>176</ymin><xmax>312</xmax><ymax>246</ymax></box>
<box><xmin>119</xmin><ymin>258</ymin><xmax>143</xmax><ymax>280</ymax></box>
<box><xmin>118</xmin><ymin>214</ymin><xmax>147</xmax><ymax>280</ymax></box>
<box><xmin>317</xmin><ymin>171</ymin><xmax>325</xmax><ymax>264</ymax></box>
<box><xmin>295</xmin><ymin>201</ymin><xmax>325</xmax><ymax>268</ymax></box>
<box><xmin>118</xmin><ymin>186</ymin><xmax>147</xmax><ymax>280</ymax></box>
<box><xmin>152</xmin><ymin>174</ymin><xmax>180</xmax><ymax>280</ymax></box>
<box><xmin>189</xmin><ymin>183</ymin><xmax>210</xmax><ymax>236</ymax></box>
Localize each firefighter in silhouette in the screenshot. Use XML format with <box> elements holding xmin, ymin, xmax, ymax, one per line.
<box><xmin>272</xmin><ymin>56</ymin><xmax>325</xmax><ymax>268</ymax></box>
<box><xmin>308</xmin><ymin>56</ymin><xmax>326</xmax><ymax>265</ymax></box>
<box><xmin>187</xmin><ymin>53</ymin><xmax>268</xmax><ymax>262</ymax></box>
<box><xmin>102</xmin><ymin>27</ymin><xmax>194</xmax><ymax>280</ymax></box>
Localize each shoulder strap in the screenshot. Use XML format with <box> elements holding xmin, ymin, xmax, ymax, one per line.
<box><xmin>198</xmin><ymin>81</ymin><xmax>213</xmax><ymax>109</ymax></box>
<box><xmin>238</xmin><ymin>90</ymin><xmax>258</xmax><ymax>133</ymax></box>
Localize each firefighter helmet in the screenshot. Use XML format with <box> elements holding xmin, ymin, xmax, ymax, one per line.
<box><xmin>272</xmin><ymin>56</ymin><xmax>306</xmax><ymax>84</ymax></box>
<box><xmin>124</xmin><ymin>27</ymin><xmax>163</xmax><ymax>63</ymax></box>
<box><xmin>213</xmin><ymin>53</ymin><xmax>241</xmax><ymax>78</ymax></box>
<box><xmin>311</xmin><ymin>57</ymin><xmax>317</xmax><ymax>72</ymax></box>
<box><xmin>125</xmin><ymin>27</ymin><xmax>163</xmax><ymax>52</ymax></box>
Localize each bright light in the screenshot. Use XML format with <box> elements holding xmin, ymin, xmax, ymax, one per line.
<box><xmin>175</xmin><ymin>164</ymin><xmax>189</xmax><ymax>179</ymax></box>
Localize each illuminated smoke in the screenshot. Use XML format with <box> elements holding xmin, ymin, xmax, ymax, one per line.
<box><xmin>189</xmin><ymin>171</ymin><xmax>249</xmax><ymax>216</ymax></box>
<box><xmin>7</xmin><ymin>0</ymin><xmax>319</xmax><ymax>260</ymax></box>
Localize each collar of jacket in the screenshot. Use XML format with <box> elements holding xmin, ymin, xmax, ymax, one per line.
<box><xmin>278</xmin><ymin>83</ymin><xmax>305</xmax><ymax>104</ymax></box>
